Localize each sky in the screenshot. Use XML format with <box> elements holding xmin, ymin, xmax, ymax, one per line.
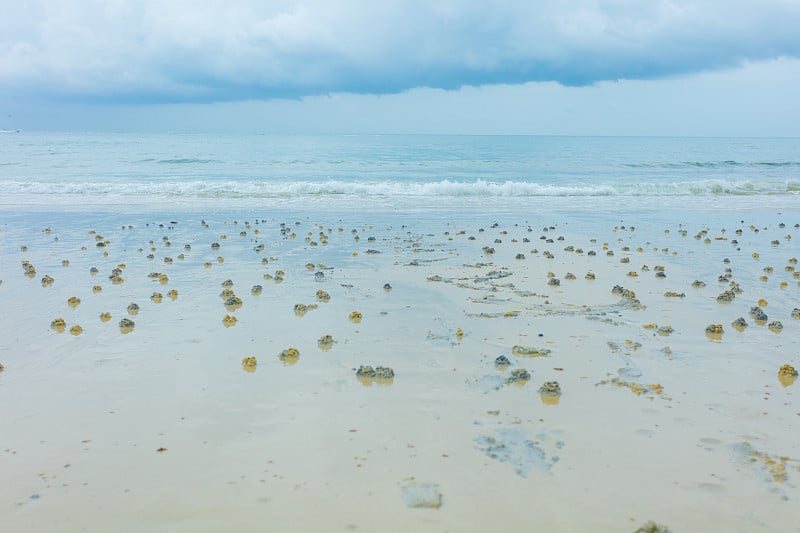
<box><xmin>2</xmin><ymin>0</ymin><xmax>799</xmax><ymax>135</ymax></box>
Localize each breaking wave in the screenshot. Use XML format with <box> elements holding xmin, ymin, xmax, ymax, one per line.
<box><xmin>1</xmin><ymin>178</ymin><xmax>798</xmax><ymax>200</ymax></box>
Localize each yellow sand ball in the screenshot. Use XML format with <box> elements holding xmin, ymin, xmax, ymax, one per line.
<box><xmin>241</xmin><ymin>356</ymin><xmax>257</xmax><ymax>372</ymax></box>
<box><xmin>67</xmin><ymin>296</ymin><xmax>81</xmax><ymax>308</ymax></box>
<box><xmin>704</xmin><ymin>324</ymin><xmax>724</xmax><ymax>341</ymax></box>
<box><xmin>778</xmin><ymin>364</ymin><xmax>798</xmax><ymax>387</ymax></box>
<box><xmin>348</xmin><ymin>310</ymin><xmax>363</xmax><ymax>323</ymax></box>
<box><xmin>758</xmin><ymin>298</ymin><xmax>768</xmax><ymax>307</ymax></box>
<box><xmin>119</xmin><ymin>318</ymin><xmax>135</xmax><ymax>334</ymax></box>
<box><xmin>224</xmin><ymin>296</ymin><xmax>243</xmax><ymax>311</ymax></box>
<box><xmin>279</xmin><ymin>347</ymin><xmax>300</xmax><ymax>365</ymax></box>
<box><xmin>204</xmin><ymin>262</ymin><xmax>212</xmax><ymax>268</ymax></box>
<box><xmin>780</xmin><ymin>281</ymin><xmax>788</xmax><ymax>289</ymax></box>
<box><xmin>100</xmin><ymin>312</ymin><xmax>112</xmax><ymax>322</ymax></box>
<box><xmin>51</xmin><ymin>318</ymin><xmax>67</xmax><ymax>333</ymax></box>
<box><xmin>216</xmin><ymin>256</ymin><xmax>224</xmax><ymax>263</ymax></box>
<box><xmin>167</xmin><ymin>289</ymin><xmax>178</xmax><ymax>300</ymax></box>
<box><xmin>69</xmin><ymin>325</ymin><xmax>83</xmax><ymax>336</ymax></box>
<box><xmin>92</xmin><ymin>285</ymin><xmax>102</xmax><ymax>293</ymax></box>
<box><xmin>222</xmin><ymin>315</ymin><xmax>238</xmax><ymax>328</ymax></box>
<box><xmin>752</xmin><ymin>252</ymin><xmax>760</xmax><ymax>260</ymax></box>
<box><xmin>317</xmin><ymin>334</ymin><xmax>335</xmax><ymax>351</ymax></box>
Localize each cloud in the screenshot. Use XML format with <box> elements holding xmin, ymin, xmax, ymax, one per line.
<box><xmin>2</xmin><ymin>0</ymin><xmax>800</xmax><ymax>103</ymax></box>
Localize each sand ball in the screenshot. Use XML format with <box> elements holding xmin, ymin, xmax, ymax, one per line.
<box><xmin>224</xmin><ymin>296</ymin><xmax>243</xmax><ymax>311</ymax></box>
<box><xmin>539</xmin><ymin>381</ymin><xmax>562</xmax><ymax>405</ymax></box>
<box><xmin>279</xmin><ymin>347</ymin><xmax>300</xmax><ymax>365</ymax></box>
<box><xmin>731</xmin><ymin>317</ymin><xmax>748</xmax><ymax>331</ymax></box>
<box><xmin>506</xmin><ymin>368</ymin><xmax>531</xmax><ymax>385</ymax></box>
<box><xmin>119</xmin><ymin>318</ymin><xmax>135</xmax><ymax>334</ymax></box>
<box><xmin>317</xmin><ymin>334</ymin><xmax>335</xmax><ymax>351</ymax></box>
<box><xmin>241</xmin><ymin>356</ymin><xmax>257</xmax><ymax>372</ymax></box>
<box><xmin>778</xmin><ymin>364</ymin><xmax>798</xmax><ymax>387</ymax></box>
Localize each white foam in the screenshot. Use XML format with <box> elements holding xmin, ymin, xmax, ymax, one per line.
<box><xmin>1</xmin><ymin>177</ymin><xmax>797</xmax><ymax>202</ymax></box>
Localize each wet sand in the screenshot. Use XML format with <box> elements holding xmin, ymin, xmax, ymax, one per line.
<box><xmin>1</xmin><ymin>206</ymin><xmax>799</xmax><ymax>532</ymax></box>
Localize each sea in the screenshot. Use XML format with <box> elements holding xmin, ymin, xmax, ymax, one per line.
<box><xmin>1</xmin><ymin>132</ymin><xmax>799</xmax><ymax>228</ymax></box>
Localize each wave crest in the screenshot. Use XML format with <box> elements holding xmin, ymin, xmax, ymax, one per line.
<box><xmin>1</xmin><ymin>178</ymin><xmax>797</xmax><ymax>199</ymax></box>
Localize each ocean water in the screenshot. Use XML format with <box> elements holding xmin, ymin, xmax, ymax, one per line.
<box><xmin>1</xmin><ymin>132</ymin><xmax>798</xmax><ymax>215</ymax></box>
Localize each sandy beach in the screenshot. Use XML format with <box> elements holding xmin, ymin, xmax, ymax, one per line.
<box><xmin>1</xmin><ymin>203</ymin><xmax>798</xmax><ymax>532</ymax></box>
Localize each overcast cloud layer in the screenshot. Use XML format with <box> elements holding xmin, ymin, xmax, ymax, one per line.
<box><xmin>2</xmin><ymin>0</ymin><xmax>800</xmax><ymax>103</ymax></box>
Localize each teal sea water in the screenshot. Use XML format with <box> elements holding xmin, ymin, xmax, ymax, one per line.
<box><xmin>1</xmin><ymin>133</ymin><xmax>798</xmax><ymax>214</ymax></box>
